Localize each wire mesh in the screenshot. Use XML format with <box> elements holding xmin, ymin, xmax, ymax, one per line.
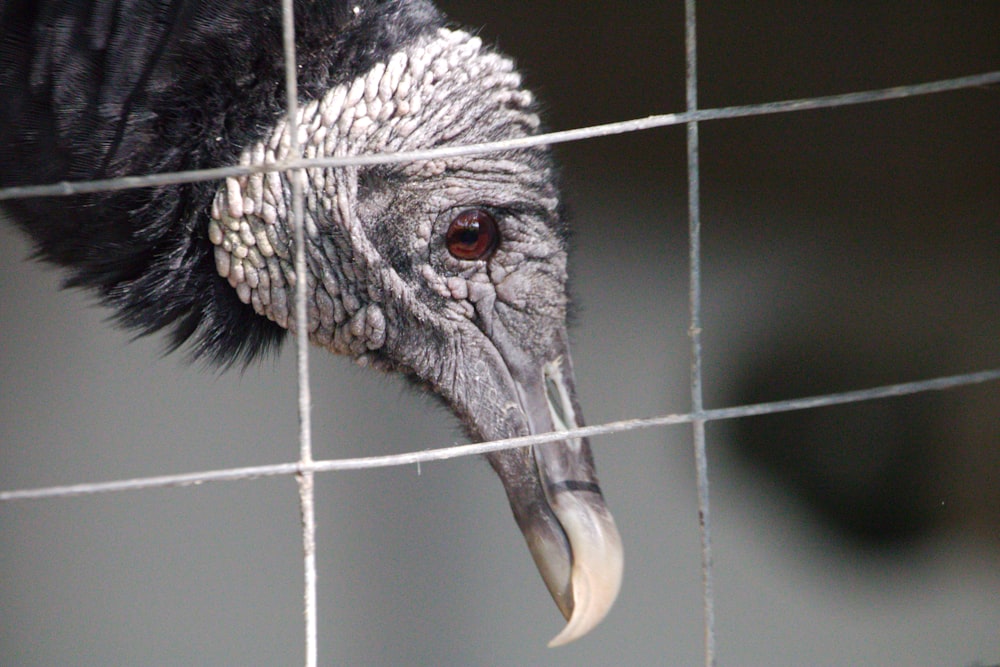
<box><xmin>1</xmin><ymin>1</ymin><xmax>998</xmax><ymax>665</ymax></box>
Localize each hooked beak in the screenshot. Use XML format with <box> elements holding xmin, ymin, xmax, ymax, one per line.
<box><xmin>479</xmin><ymin>329</ymin><xmax>623</xmax><ymax>646</ymax></box>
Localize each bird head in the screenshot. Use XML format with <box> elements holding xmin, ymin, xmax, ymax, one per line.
<box><xmin>208</xmin><ymin>27</ymin><xmax>622</xmax><ymax>645</ymax></box>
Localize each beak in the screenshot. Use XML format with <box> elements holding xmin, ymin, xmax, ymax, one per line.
<box><xmin>480</xmin><ymin>328</ymin><xmax>624</xmax><ymax>646</ymax></box>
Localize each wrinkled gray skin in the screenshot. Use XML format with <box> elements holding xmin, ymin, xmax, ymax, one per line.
<box><xmin>210</xmin><ymin>28</ymin><xmax>622</xmax><ymax>645</ymax></box>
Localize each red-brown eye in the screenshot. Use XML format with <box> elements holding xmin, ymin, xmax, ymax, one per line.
<box><xmin>445</xmin><ymin>208</ymin><xmax>499</xmax><ymax>261</ymax></box>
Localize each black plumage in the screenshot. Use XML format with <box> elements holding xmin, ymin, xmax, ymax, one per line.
<box><xmin>1</xmin><ymin>0</ymin><xmax>439</xmax><ymax>364</ymax></box>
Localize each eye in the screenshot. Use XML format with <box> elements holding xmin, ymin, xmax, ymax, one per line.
<box><xmin>445</xmin><ymin>208</ymin><xmax>500</xmax><ymax>261</ymax></box>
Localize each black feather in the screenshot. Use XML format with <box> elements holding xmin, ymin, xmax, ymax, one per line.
<box><xmin>0</xmin><ymin>0</ymin><xmax>443</xmax><ymax>366</ymax></box>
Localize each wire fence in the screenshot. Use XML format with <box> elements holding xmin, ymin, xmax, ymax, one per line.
<box><xmin>1</xmin><ymin>2</ymin><xmax>998</xmax><ymax>666</ymax></box>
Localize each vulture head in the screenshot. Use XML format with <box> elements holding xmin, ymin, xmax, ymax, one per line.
<box><xmin>0</xmin><ymin>0</ymin><xmax>621</xmax><ymax>646</ymax></box>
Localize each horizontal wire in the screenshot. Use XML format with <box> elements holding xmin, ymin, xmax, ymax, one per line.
<box><xmin>3</xmin><ymin>368</ymin><xmax>997</xmax><ymax>503</ymax></box>
<box><xmin>2</xmin><ymin>71</ymin><xmax>997</xmax><ymax>501</ymax></box>
<box><xmin>0</xmin><ymin>70</ymin><xmax>997</xmax><ymax>202</ymax></box>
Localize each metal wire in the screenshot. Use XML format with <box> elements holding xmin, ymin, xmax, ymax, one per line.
<box><xmin>277</xmin><ymin>0</ymin><xmax>319</xmax><ymax>664</ymax></box>
<box><xmin>4</xmin><ymin>368</ymin><xmax>997</xmax><ymax>503</ymax></box>
<box><xmin>0</xmin><ymin>71</ymin><xmax>997</xmax><ymax>203</ymax></box>
<box><xmin>0</xmin><ymin>3</ymin><xmax>998</xmax><ymax>665</ymax></box>
<box><xmin>684</xmin><ymin>2</ymin><xmax>717</xmax><ymax>665</ymax></box>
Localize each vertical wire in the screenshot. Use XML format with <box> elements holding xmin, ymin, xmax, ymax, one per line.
<box><xmin>685</xmin><ymin>0</ymin><xmax>717</xmax><ymax>665</ymax></box>
<box><xmin>279</xmin><ymin>1</ymin><xmax>318</xmax><ymax>666</ymax></box>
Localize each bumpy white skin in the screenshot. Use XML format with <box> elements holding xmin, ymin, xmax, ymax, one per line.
<box><xmin>208</xmin><ymin>28</ymin><xmax>558</xmax><ymax>362</ymax></box>
<box><xmin>208</xmin><ymin>28</ymin><xmax>622</xmax><ymax>646</ymax></box>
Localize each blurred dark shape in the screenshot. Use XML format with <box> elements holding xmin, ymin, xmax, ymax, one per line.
<box><xmin>732</xmin><ymin>345</ymin><xmax>948</xmax><ymax>549</ymax></box>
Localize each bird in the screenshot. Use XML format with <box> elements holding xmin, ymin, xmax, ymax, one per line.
<box><xmin>0</xmin><ymin>0</ymin><xmax>623</xmax><ymax>646</ymax></box>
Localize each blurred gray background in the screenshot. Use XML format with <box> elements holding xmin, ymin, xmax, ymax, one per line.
<box><xmin>2</xmin><ymin>1</ymin><xmax>998</xmax><ymax>665</ymax></box>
